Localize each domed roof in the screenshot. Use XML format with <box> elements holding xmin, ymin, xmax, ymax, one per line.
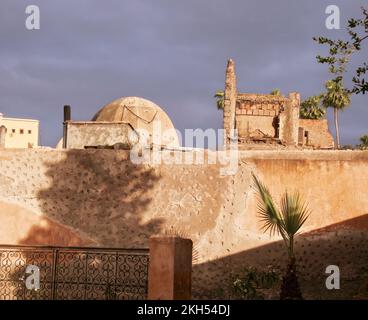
<box><xmin>92</xmin><ymin>97</ymin><xmax>180</xmax><ymax>148</ymax></box>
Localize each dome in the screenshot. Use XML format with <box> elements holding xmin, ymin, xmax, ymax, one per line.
<box><xmin>92</xmin><ymin>97</ymin><xmax>180</xmax><ymax>148</ymax></box>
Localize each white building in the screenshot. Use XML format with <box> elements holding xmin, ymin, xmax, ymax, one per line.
<box><xmin>0</xmin><ymin>113</ymin><xmax>39</xmax><ymax>148</ymax></box>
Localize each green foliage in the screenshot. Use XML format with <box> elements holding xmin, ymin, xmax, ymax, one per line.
<box><xmin>270</xmin><ymin>89</ymin><xmax>281</xmax><ymax>96</ymax></box>
<box><xmin>252</xmin><ymin>173</ymin><xmax>310</xmax><ymax>259</ymax></box>
<box><xmin>214</xmin><ymin>90</ymin><xmax>225</xmax><ymax>110</ymax></box>
<box><xmin>233</xmin><ymin>266</ymin><xmax>280</xmax><ymax>300</ymax></box>
<box><xmin>314</xmin><ymin>6</ymin><xmax>368</xmax><ymax>94</ymax></box>
<box><xmin>348</xmin><ymin>7</ymin><xmax>368</xmax><ymax>94</ymax></box>
<box><xmin>300</xmin><ymin>95</ymin><xmax>326</xmax><ymax>120</ymax></box>
<box><xmin>322</xmin><ymin>78</ymin><xmax>351</xmax><ymax>111</ymax></box>
<box><xmin>358</xmin><ymin>135</ymin><xmax>368</xmax><ymax>150</ymax></box>
<box><xmin>313</xmin><ymin>37</ymin><xmax>353</xmax><ymax>76</ymax></box>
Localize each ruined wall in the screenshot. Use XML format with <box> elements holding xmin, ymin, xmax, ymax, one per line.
<box><xmin>223</xmin><ymin>59</ymin><xmax>237</xmax><ymax>145</ymax></box>
<box><xmin>235</xmin><ymin>94</ymin><xmax>285</xmax><ymax>139</ymax></box>
<box><xmin>222</xmin><ymin>60</ymin><xmax>333</xmax><ymax>150</ymax></box>
<box><xmin>0</xmin><ymin>149</ymin><xmax>368</xmax><ymax>299</ymax></box>
<box><xmin>279</xmin><ymin>92</ymin><xmax>300</xmax><ymax>146</ymax></box>
<box><xmin>236</xmin><ymin>115</ymin><xmax>275</xmax><ymax>138</ymax></box>
<box><xmin>299</xmin><ymin>119</ymin><xmax>335</xmax><ymax>149</ymax></box>
<box><xmin>236</xmin><ymin>94</ymin><xmax>284</xmax><ymax>117</ymax></box>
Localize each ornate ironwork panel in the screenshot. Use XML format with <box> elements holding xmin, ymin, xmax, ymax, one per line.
<box><xmin>0</xmin><ymin>245</ymin><xmax>149</xmax><ymax>300</ymax></box>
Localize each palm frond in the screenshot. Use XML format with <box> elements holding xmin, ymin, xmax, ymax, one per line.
<box><xmin>214</xmin><ymin>90</ymin><xmax>224</xmax><ymax>98</ymax></box>
<box><xmin>214</xmin><ymin>90</ymin><xmax>225</xmax><ymax>110</ymax></box>
<box><xmin>280</xmin><ymin>191</ymin><xmax>310</xmax><ymax>238</ymax></box>
<box><xmin>252</xmin><ymin>173</ymin><xmax>282</xmax><ymax>237</ymax></box>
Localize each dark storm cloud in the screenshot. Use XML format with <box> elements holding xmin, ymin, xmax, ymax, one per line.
<box><xmin>0</xmin><ymin>0</ymin><xmax>367</xmax><ymax>147</ymax></box>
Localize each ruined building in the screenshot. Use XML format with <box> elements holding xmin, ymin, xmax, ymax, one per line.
<box><xmin>223</xmin><ymin>59</ymin><xmax>334</xmax><ymax>149</ymax></box>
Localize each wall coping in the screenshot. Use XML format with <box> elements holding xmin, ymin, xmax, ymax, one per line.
<box><xmin>1</xmin><ymin>148</ymin><xmax>368</xmax><ymax>162</ymax></box>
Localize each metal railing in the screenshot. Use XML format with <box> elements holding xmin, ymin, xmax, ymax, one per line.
<box><xmin>0</xmin><ymin>245</ymin><xmax>149</xmax><ymax>300</ymax></box>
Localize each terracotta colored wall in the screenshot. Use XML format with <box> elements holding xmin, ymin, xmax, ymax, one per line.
<box><xmin>0</xmin><ymin>201</ymin><xmax>93</xmax><ymax>246</ymax></box>
<box><xmin>0</xmin><ymin>149</ymin><xmax>367</xmax><ymax>299</ymax></box>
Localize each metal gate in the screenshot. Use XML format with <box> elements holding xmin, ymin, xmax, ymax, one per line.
<box><xmin>0</xmin><ymin>245</ymin><xmax>149</xmax><ymax>300</ymax></box>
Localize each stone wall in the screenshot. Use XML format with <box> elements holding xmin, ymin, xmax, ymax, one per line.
<box><xmin>299</xmin><ymin>119</ymin><xmax>335</xmax><ymax>149</ymax></box>
<box><xmin>235</xmin><ymin>94</ymin><xmax>287</xmax><ymax>139</ymax></box>
<box><xmin>236</xmin><ymin>115</ymin><xmax>275</xmax><ymax>138</ymax></box>
<box><xmin>279</xmin><ymin>92</ymin><xmax>300</xmax><ymax>146</ymax></box>
<box><xmin>223</xmin><ymin>59</ymin><xmax>237</xmax><ymax>146</ymax></box>
<box><xmin>0</xmin><ymin>149</ymin><xmax>368</xmax><ymax>299</ymax></box>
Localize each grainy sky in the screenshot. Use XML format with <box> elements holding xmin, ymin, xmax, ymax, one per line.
<box><xmin>0</xmin><ymin>0</ymin><xmax>367</xmax><ymax>147</ymax></box>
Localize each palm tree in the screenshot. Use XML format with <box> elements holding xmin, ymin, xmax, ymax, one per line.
<box><xmin>270</xmin><ymin>89</ymin><xmax>281</xmax><ymax>96</ymax></box>
<box><xmin>358</xmin><ymin>135</ymin><xmax>368</xmax><ymax>150</ymax></box>
<box><xmin>214</xmin><ymin>90</ymin><xmax>225</xmax><ymax>110</ymax></box>
<box><xmin>300</xmin><ymin>95</ymin><xmax>326</xmax><ymax>120</ymax></box>
<box><xmin>252</xmin><ymin>173</ymin><xmax>310</xmax><ymax>300</ymax></box>
<box><xmin>322</xmin><ymin>78</ymin><xmax>351</xmax><ymax>149</ymax></box>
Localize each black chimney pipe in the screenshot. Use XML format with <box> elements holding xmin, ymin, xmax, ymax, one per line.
<box><xmin>64</xmin><ymin>105</ymin><xmax>71</xmax><ymax>122</ymax></box>
<box><xmin>63</xmin><ymin>105</ymin><xmax>71</xmax><ymax>149</ymax></box>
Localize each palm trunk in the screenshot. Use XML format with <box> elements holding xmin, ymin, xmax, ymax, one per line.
<box><xmin>334</xmin><ymin>108</ymin><xmax>340</xmax><ymax>149</ymax></box>
<box><xmin>288</xmin><ymin>235</ymin><xmax>294</xmax><ymax>260</ymax></box>
<box><xmin>280</xmin><ymin>257</ymin><xmax>303</xmax><ymax>300</ymax></box>
<box><xmin>280</xmin><ymin>237</ymin><xmax>303</xmax><ymax>300</ymax></box>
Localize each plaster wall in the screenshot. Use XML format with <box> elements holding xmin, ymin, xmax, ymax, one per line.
<box><xmin>66</xmin><ymin>122</ymin><xmax>136</xmax><ymax>149</ymax></box>
<box><xmin>0</xmin><ymin>149</ymin><xmax>367</xmax><ymax>298</ymax></box>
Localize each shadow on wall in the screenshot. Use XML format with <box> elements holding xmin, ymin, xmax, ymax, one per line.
<box><xmin>19</xmin><ymin>149</ymin><xmax>164</xmax><ymax>248</ymax></box>
<box><xmin>193</xmin><ymin>214</ymin><xmax>368</xmax><ymax>300</ymax></box>
<box><xmin>0</xmin><ymin>149</ymin><xmax>161</xmax><ymax>299</ymax></box>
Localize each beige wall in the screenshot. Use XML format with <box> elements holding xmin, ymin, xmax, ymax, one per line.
<box><xmin>0</xmin><ymin>116</ymin><xmax>39</xmax><ymax>148</ymax></box>
<box><xmin>0</xmin><ymin>149</ymin><xmax>367</xmax><ymax>299</ymax></box>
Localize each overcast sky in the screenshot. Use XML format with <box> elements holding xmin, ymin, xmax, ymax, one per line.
<box><xmin>0</xmin><ymin>0</ymin><xmax>367</xmax><ymax>147</ymax></box>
